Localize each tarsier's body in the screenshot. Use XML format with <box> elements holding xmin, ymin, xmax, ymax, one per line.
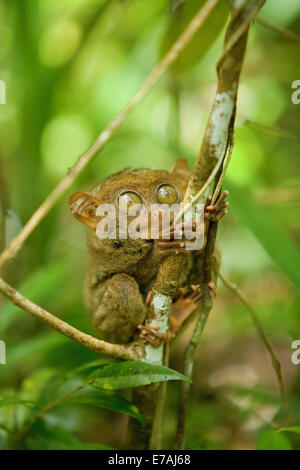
<box><xmin>69</xmin><ymin>159</ymin><xmax>227</xmax><ymax>345</ymax></box>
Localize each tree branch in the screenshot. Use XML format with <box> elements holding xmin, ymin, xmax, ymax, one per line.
<box><xmin>0</xmin><ymin>276</ymin><xmax>143</xmax><ymax>361</ymax></box>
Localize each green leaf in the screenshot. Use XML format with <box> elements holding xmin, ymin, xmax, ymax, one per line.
<box><xmin>0</xmin><ymin>395</ymin><xmax>35</xmax><ymax>410</ymax></box>
<box><xmin>90</xmin><ymin>360</ymin><xmax>191</xmax><ymax>390</ymax></box>
<box><xmin>160</xmin><ymin>0</ymin><xmax>229</xmax><ymax>74</ymax></box>
<box><xmin>227</xmin><ymin>181</ymin><xmax>300</xmax><ymax>292</ymax></box>
<box><xmin>65</xmin><ymin>358</ymin><xmax>117</xmax><ymax>379</ymax></box>
<box><xmin>60</xmin><ymin>387</ymin><xmax>144</xmax><ymax>424</ymax></box>
<box><xmin>279</xmin><ymin>426</ymin><xmax>300</xmax><ymax>434</ymax></box>
<box><xmin>257</xmin><ymin>430</ymin><xmax>293</xmax><ymax>450</ymax></box>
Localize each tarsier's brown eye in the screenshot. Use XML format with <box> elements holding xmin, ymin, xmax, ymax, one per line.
<box><xmin>118</xmin><ymin>192</ymin><xmax>143</xmax><ymax>213</ymax></box>
<box><xmin>157</xmin><ymin>184</ymin><xmax>178</xmax><ymax>205</ymax></box>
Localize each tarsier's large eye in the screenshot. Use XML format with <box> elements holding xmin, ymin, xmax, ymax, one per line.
<box><xmin>118</xmin><ymin>191</ymin><xmax>143</xmax><ymax>213</ymax></box>
<box><xmin>157</xmin><ymin>184</ymin><xmax>178</xmax><ymax>204</ymax></box>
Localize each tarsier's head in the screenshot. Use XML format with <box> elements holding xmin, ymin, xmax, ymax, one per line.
<box><xmin>69</xmin><ymin>159</ymin><xmax>190</xmax><ymax>239</ymax></box>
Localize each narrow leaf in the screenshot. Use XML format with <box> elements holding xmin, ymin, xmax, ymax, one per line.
<box><xmin>257</xmin><ymin>430</ymin><xmax>292</xmax><ymax>450</ymax></box>
<box><xmin>65</xmin><ymin>358</ymin><xmax>117</xmax><ymax>379</ymax></box>
<box><xmin>90</xmin><ymin>360</ymin><xmax>191</xmax><ymax>390</ymax></box>
<box><xmin>60</xmin><ymin>387</ymin><xmax>144</xmax><ymax>424</ymax></box>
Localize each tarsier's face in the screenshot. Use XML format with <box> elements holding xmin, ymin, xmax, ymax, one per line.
<box><xmin>69</xmin><ymin>159</ymin><xmax>191</xmax><ymax>236</ymax></box>
<box><xmin>94</xmin><ymin>168</ymin><xmax>181</xmax><ymax>217</ymax></box>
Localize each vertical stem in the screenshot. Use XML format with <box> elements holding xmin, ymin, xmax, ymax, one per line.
<box><xmin>149</xmin><ymin>344</ymin><xmax>170</xmax><ymax>450</ymax></box>
<box><xmin>175</xmin><ymin>222</ymin><xmax>217</xmax><ymax>449</ymax></box>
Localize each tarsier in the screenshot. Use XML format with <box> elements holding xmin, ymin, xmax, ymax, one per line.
<box><xmin>69</xmin><ymin>159</ymin><xmax>228</xmax><ymax>346</ymax></box>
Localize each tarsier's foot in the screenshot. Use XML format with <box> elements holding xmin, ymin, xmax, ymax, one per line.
<box><xmin>171</xmin><ymin>284</ymin><xmax>203</xmax><ymax>332</ymax></box>
<box><xmin>139</xmin><ymin>284</ymin><xmax>204</xmax><ymax>348</ymax></box>
<box><xmin>205</xmin><ymin>190</ymin><xmax>229</xmax><ymax>222</ymax></box>
<box><xmin>138</xmin><ymin>324</ymin><xmax>173</xmax><ymax>348</ymax></box>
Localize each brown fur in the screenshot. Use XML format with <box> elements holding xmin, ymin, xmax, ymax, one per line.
<box><xmin>69</xmin><ymin>159</ymin><xmax>208</xmax><ymax>344</ymax></box>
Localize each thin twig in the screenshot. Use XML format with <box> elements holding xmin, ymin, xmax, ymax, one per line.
<box><xmin>173</xmin><ymin>114</ymin><xmax>234</xmax><ymax>225</ymax></box>
<box><xmin>256</xmin><ymin>15</ymin><xmax>300</xmax><ymax>44</ymax></box>
<box><xmin>0</xmin><ymin>0</ymin><xmax>221</xmax><ymax>270</ymax></box>
<box><xmin>173</xmin><ymin>147</ymin><xmax>225</xmax><ymax>225</ymax></box>
<box><xmin>218</xmin><ymin>272</ymin><xmax>285</xmax><ymax>400</ymax></box>
<box><xmin>0</xmin><ymin>276</ymin><xmax>143</xmax><ymax>361</ymax></box>
<box><xmin>245</xmin><ymin>120</ymin><xmax>300</xmax><ymax>140</ymax></box>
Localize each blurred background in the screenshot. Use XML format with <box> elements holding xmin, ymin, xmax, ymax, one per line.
<box><xmin>0</xmin><ymin>0</ymin><xmax>300</xmax><ymax>450</ymax></box>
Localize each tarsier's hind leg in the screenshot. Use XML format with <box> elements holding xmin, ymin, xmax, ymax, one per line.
<box><xmin>171</xmin><ymin>284</ymin><xmax>203</xmax><ymax>333</ymax></box>
<box><xmin>89</xmin><ymin>273</ymin><xmax>147</xmax><ymax>344</ymax></box>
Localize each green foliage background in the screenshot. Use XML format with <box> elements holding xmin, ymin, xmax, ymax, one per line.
<box><xmin>0</xmin><ymin>0</ymin><xmax>300</xmax><ymax>450</ymax></box>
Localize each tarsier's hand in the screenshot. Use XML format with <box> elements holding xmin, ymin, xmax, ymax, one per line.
<box><xmin>156</xmin><ymin>190</ymin><xmax>229</xmax><ymax>256</ymax></box>
<box><xmin>156</xmin><ymin>219</ymin><xmax>201</xmax><ymax>256</ymax></box>
<box><xmin>204</xmin><ymin>190</ymin><xmax>229</xmax><ymax>222</ymax></box>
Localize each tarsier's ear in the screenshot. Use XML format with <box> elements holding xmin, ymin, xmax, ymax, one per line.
<box><xmin>69</xmin><ymin>192</ymin><xmax>101</xmax><ymax>229</ymax></box>
<box><xmin>169</xmin><ymin>158</ymin><xmax>190</xmax><ymax>194</ymax></box>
